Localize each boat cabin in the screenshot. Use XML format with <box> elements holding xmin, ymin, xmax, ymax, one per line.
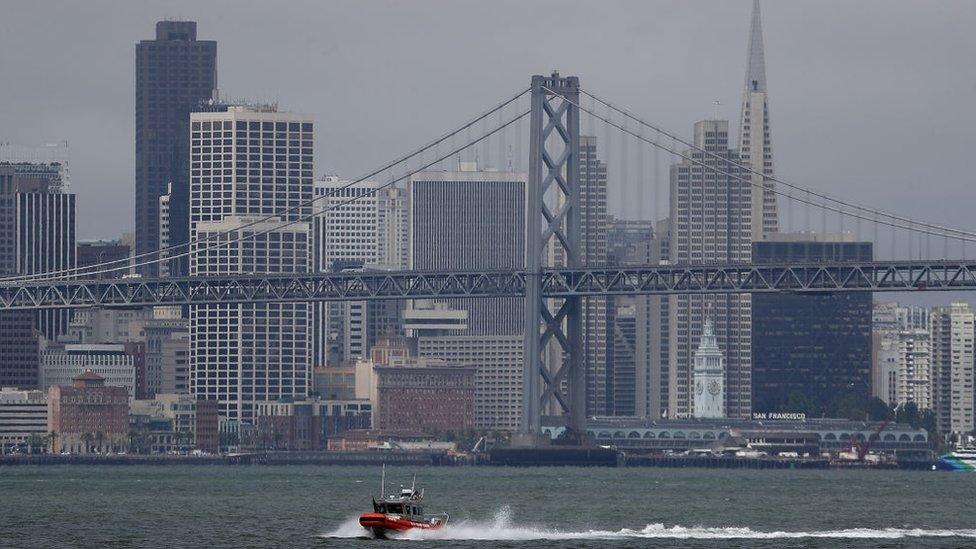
<box><xmin>372</xmin><ymin>488</ymin><xmax>425</xmax><ymax>520</ymax></box>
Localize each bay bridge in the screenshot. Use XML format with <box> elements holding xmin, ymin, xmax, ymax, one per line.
<box><xmin>4</xmin><ymin>72</ymin><xmax>976</xmax><ymax>437</ymax></box>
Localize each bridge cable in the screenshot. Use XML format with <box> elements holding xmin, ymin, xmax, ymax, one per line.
<box><xmin>552</xmin><ymin>86</ymin><xmax>976</xmax><ymax>243</ymax></box>
<box><xmin>579</xmin><ymin>88</ymin><xmax>976</xmax><ymax>242</ymax></box>
<box><xmin>1</xmin><ymin>88</ymin><xmax>530</xmax><ymax>283</ymax></box>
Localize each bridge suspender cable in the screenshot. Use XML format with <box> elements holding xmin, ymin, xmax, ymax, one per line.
<box><xmin>577</xmin><ymin>87</ymin><xmax>976</xmax><ymax>242</ymax></box>
<box><xmin>1</xmin><ymin>108</ymin><xmax>532</xmax><ymax>283</ymax></box>
<box><xmin>552</xmin><ymin>86</ymin><xmax>976</xmax><ymax>243</ymax></box>
<box><xmin>0</xmin><ymin>88</ymin><xmax>530</xmax><ymax>284</ymax></box>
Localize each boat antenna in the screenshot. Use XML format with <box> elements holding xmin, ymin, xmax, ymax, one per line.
<box><xmin>411</xmin><ymin>473</ymin><xmax>416</xmax><ymax>493</ymax></box>
<box><xmin>381</xmin><ymin>464</ymin><xmax>386</xmax><ymax>498</ymax></box>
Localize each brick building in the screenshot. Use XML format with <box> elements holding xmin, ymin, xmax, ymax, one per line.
<box><xmin>48</xmin><ymin>371</ymin><xmax>129</xmax><ymax>454</ymax></box>
<box><xmin>375</xmin><ymin>360</ymin><xmax>476</xmax><ymax>433</ymax></box>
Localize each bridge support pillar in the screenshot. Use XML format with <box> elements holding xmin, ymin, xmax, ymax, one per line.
<box><xmin>521</xmin><ymin>72</ymin><xmax>584</xmax><ymax>441</ymax></box>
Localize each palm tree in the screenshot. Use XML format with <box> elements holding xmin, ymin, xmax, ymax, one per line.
<box><xmin>80</xmin><ymin>432</ymin><xmax>94</xmax><ymax>454</ymax></box>
<box><xmin>26</xmin><ymin>433</ymin><xmax>46</xmax><ymax>455</ymax></box>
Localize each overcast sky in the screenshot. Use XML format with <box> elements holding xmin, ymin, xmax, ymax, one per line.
<box><xmin>2</xmin><ymin>0</ymin><xmax>975</xmax><ymax>294</ymax></box>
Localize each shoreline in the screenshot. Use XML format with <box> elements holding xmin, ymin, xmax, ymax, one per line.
<box><xmin>0</xmin><ymin>451</ymin><xmax>936</xmax><ymax>470</ymax></box>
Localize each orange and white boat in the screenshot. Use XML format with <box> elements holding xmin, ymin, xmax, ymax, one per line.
<box><xmin>359</xmin><ymin>468</ymin><xmax>448</xmax><ymax>539</ymax></box>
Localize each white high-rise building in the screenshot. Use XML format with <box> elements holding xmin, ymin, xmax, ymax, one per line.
<box><xmin>930</xmin><ymin>303</ymin><xmax>975</xmax><ymax>435</ymax></box>
<box><xmin>693</xmin><ymin>319</ymin><xmax>726</xmax><ymax>419</ymax></box>
<box><xmin>874</xmin><ymin>329</ymin><xmax>931</xmax><ymax>409</ymax></box>
<box><xmin>668</xmin><ymin>121</ymin><xmax>751</xmax><ymax>419</ymax></box>
<box><xmin>311</xmin><ymin>177</ymin><xmax>407</xmax><ymax>367</ymax></box>
<box><xmin>738</xmin><ymin>0</ymin><xmax>778</xmax><ymax>241</ymax></box>
<box><xmin>189</xmin><ymin>105</ymin><xmax>314</xmax><ymax>422</ymax></box>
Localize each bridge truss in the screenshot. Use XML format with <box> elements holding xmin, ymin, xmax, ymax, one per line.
<box><xmin>3</xmin><ymin>261</ymin><xmax>976</xmax><ymax>311</ymax></box>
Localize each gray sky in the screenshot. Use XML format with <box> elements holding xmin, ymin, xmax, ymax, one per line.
<box><xmin>2</xmin><ymin>0</ymin><xmax>975</xmax><ymax>284</ymax></box>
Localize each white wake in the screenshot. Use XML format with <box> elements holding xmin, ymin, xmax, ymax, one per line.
<box><xmin>322</xmin><ymin>507</ymin><xmax>976</xmax><ymax>541</ymax></box>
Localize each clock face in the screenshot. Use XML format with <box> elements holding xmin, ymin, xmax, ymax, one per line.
<box><xmin>696</xmin><ymin>381</ymin><xmax>704</xmax><ymax>395</ymax></box>
<box><xmin>708</xmin><ymin>380</ymin><xmax>721</xmax><ymax>396</ymax></box>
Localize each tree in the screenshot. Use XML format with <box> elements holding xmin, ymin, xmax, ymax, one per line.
<box><xmin>866</xmin><ymin>397</ymin><xmax>891</xmax><ymax>422</ymax></box>
<box><xmin>26</xmin><ymin>433</ymin><xmax>46</xmax><ymax>455</ymax></box>
<box><xmin>95</xmin><ymin>431</ymin><xmax>105</xmax><ymax>454</ymax></box>
<box><xmin>80</xmin><ymin>432</ymin><xmax>94</xmax><ymax>454</ymax></box>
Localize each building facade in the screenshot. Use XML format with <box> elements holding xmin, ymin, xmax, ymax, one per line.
<box><xmin>579</xmin><ymin>136</ymin><xmax>610</xmax><ymax>416</ymax></box>
<box><xmin>407</xmin><ymin>164</ymin><xmax>526</xmax><ymax>336</ymax></box>
<box><xmin>930</xmin><ymin>303</ymin><xmax>975</xmax><ymax>435</ymax></box>
<box><xmin>76</xmin><ymin>239</ymin><xmax>130</xmax><ymax>278</ymax></box>
<box><xmin>752</xmin><ymin>235</ymin><xmax>873</xmax><ymax>415</ymax></box>
<box><xmin>0</xmin><ymin>162</ymin><xmax>76</xmax><ymax>387</ymax></box>
<box><xmin>135</xmin><ymin>20</ymin><xmax>217</xmax><ymax>276</ymax></box>
<box><xmin>40</xmin><ymin>344</ymin><xmax>137</xmax><ymax>397</ymax></box>
<box><xmin>188</xmin><ymin>106</ymin><xmax>314</xmax><ymax>423</ymax></box>
<box><xmin>607</xmin><ymin>218</ymin><xmax>655</xmax><ymax>417</ymax></box>
<box><xmin>375</xmin><ymin>360</ymin><xmax>476</xmax><ymax>433</ymax></box>
<box><xmin>311</xmin><ymin>177</ymin><xmax>407</xmax><ymax>368</ymax></box>
<box><xmin>0</xmin><ymin>388</ymin><xmax>48</xmax><ymax>452</ymax></box>
<box><xmin>48</xmin><ymin>372</ymin><xmax>129</xmax><ymax>454</ymax></box>
<box><xmin>416</xmin><ymin>335</ymin><xmax>523</xmax><ymax>431</ymax></box>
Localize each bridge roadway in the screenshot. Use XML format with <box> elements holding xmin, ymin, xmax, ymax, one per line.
<box><xmin>2</xmin><ymin>260</ymin><xmax>976</xmax><ymax>310</ymax></box>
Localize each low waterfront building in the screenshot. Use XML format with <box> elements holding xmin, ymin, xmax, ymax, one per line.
<box><xmin>375</xmin><ymin>358</ymin><xmax>475</xmax><ymax>434</ymax></box>
<box><xmin>325</xmin><ymin>429</ymin><xmax>428</xmax><ymax>452</ymax></box>
<box><xmin>251</xmin><ymin>397</ymin><xmax>374</xmax><ymax>451</ymax></box>
<box><xmin>48</xmin><ymin>371</ymin><xmax>129</xmax><ymax>454</ymax></box>
<box><xmin>0</xmin><ymin>388</ymin><xmax>48</xmax><ymax>453</ymax></box>
<box><xmin>543</xmin><ymin>417</ymin><xmax>931</xmax><ymax>460</ymax></box>
<box><xmin>254</xmin><ymin>399</ymin><xmax>323</xmax><ymax>451</ymax></box>
<box><xmin>129</xmin><ymin>394</ymin><xmax>218</xmax><ymax>453</ymax></box>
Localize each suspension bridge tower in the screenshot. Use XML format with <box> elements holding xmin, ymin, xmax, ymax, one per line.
<box><xmin>520</xmin><ymin>72</ymin><xmax>585</xmax><ymax>442</ymax></box>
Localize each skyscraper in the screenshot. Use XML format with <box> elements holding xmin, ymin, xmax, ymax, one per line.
<box><xmin>607</xmin><ymin>218</ymin><xmax>655</xmax><ymax>417</ymax></box>
<box><xmin>0</xmin><ymin>161</ymin><xmax>76</xmax><ymax>389</ymax></box>
<box><xmin>667</xmin><ymin>120</ymin><xmax>752</xmax><ymax>419</ymax></box>
<box><xmin>408</xmin><ymin>163</ymin><xmax>527</xmax><ymax>431</ymax></box>
<box><xmin>408</xmin><ymin>163</ymin><xmax>526</xmax><ymax>335</ymax></box>
<box><xmin>751</xmin><ymin>234</ymin><xmax>873</xmax><ymax>415</ymax></box>
<box><xmin>738</xmin><ymin>0</ymin><xmax>778</xmax><ymax>240</ymax></box>
<box><xmin>311</xmin><ymin>177</ymin><xmax>407</xmax><ymax>368</ymax></box>
<box><xmin>579</xmin><ymin>136</ymin><xmax>610</xmax><ymax>416</ymax></box>
<box><xmin>188</xmin><ymin>105</ymin><xmax>313</xmax><ymax>422</ymax></box>
<box><xmin>136</xmin><ymin>21</ymin><xmax>217</xmax><ymax>276</ymax></box>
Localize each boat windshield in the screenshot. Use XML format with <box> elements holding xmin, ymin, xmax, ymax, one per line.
<box><xmin>384</xmin><ymin>503</ymin><xmax>404</xmax><ymax>514</ymax></box>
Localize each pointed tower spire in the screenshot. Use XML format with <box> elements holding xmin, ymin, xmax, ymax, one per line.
<box><xmin>739</xmin><ymin>0</ymin><xmax>778</xmax><ymax>240</ymax></box>
<box><xmin>745</xmin><ymin>0</ymin><xmax>767</xmax><ymax>93</ymax></box>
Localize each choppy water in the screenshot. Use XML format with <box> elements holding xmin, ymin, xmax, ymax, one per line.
<box><xmin>1</xmin><ymin>465</ymin><xmax>974</xmax><ymax>548</ymax></box>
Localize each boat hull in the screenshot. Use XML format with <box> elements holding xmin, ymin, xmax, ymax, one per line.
<box><xmin>359</xmin><ymin>513</ymin><xmax>443</xmax><ymax>538</ymax></box>
<box><xmin>935</xmin><ymin>455</ymin><xmax>976</xmax><ymax>471</ymax></box>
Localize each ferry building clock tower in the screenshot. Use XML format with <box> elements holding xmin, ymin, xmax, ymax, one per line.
<box><xmin>694</xmin><ymin>319</ymin><xmax>726</xmax><ymax>418</ymax></box>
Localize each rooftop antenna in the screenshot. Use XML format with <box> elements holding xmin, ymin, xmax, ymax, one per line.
<box><xmin>712</xmin><ymin>100</ymin><xmax>722</xmax><ymax>119</ymax></box>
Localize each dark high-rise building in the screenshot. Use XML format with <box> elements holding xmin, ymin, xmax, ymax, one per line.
<box><xmin>607</xmin><ymin>219</ymin><xmax>654</xmax><ymax>417</ymax></box>
<box><xmin>77</xmin><ymin>239</ymin><xmax>130</xmax><ymax>278</ymax></box>
<box><xmin>136</xmin><ymin>21</ymin><xmax>216</xmax><ymax>276</ymax></box>
<box><xmin>751</xmin><ymin>235</ymin><xmax>873</xmax><ymax>415</ymax></box>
